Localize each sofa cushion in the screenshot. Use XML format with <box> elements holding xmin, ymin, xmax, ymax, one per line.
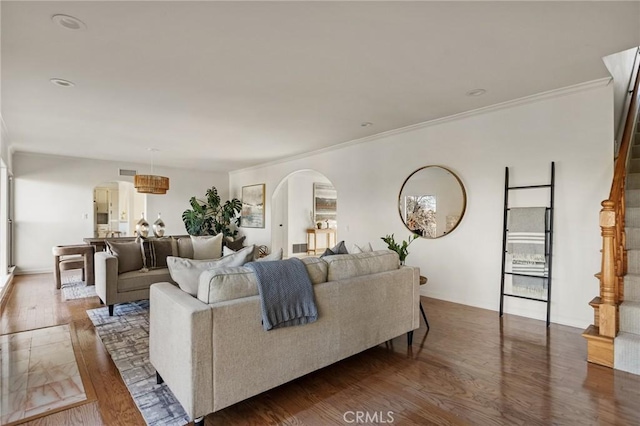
<box><xmin>167</xmin><ymin>245</ymin><xmax>255</xmax><ymax>296</ymax></box>
<box><xmin>300</xmin><ymin>257</ymin><xmax>328</xmax><ymax>284</ymax></box>
<box><xmin>191</xmin><ymin>234</ymin><xmax>223</xmax><ymax>260</ymax></box>
<box><xmin>118</xmin><ymin>268</ymin><xmax>173</xmax><ymax>292</ymax></box>
<box><xmin>197</xmin><ymin>266</ymin><xmax>257</xmax><ymax>304</ymax></box>
<box><xmin>176</xmin><ymin>237</ymin><xmax>194</xmax><ymax>259</ymax></box>
<box><xmin>106</xmin><ymin>240</ymin><xmax>143</xmax><ymax>274</ymax></box>
<box><xmin>197</xmin><ymin>256</ymin><xmax>326</xmax><ymax>304</ymax></box>
<box><xmin>324</xmin><ymin>250</ymin><xmax>399</xmax><ymax>281</ymax></box>
<box><xmin>141</xmin><ymin>238</ymin><xmax>175</xmax><ymax>269</ymax></box>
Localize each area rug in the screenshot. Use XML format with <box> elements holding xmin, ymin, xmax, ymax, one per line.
<box><xmin>60</xmin><ymin>273</ymin><xmax>98</xmax><ymax>300</ymax></box>
<box><xmin>86</xmin><ymin>302</ymin><xmax>189</xmax><ymax>426</ymax></box>
<box><xmin>61</xmin><ymin>278</ymin><xmax>98</xmax><ymax>300</ymax></box>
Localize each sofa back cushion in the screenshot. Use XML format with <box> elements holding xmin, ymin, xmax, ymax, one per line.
<box><xmin>324</xmin><ymin>250</ymin><xmax>399</xmax><ymax>281</ymax></box>
<box><xmin>167</xmin><ymin>245</ymin><xmax>255</xmax><ymax>296</ymax></box>
<box><xmin>176</xmin><ymin>237</ymin><xmax>194</xmax><ymax>259</ymax></box>
<box><xmin>197</xmin><ymin>256</ymin><xmax>328</xmax><ymax>304</ymax></box>
<box><xmin>191</xmin><ymin>234</ymin><xmax>223</xmax><ymax>260</ymax></box>
<box><xmin>301</xmin><ymin>257</ymin><xmax>328</xmax><ymax>284</ymax></box>
<box><xmin>197</xmin><ymin>266</ymin><xmax>257</xmax><ymax>304</ymax></box>
<box><xmin>106</xmin><ymin>240</ymin><xmax>143</xmax><ymax>274</ymax></box>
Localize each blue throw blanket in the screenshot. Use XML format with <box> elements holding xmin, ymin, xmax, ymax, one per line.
<box><xmin>246</xmin><ymin>258</ymin><xmax>318</xmax><ymax>330</ymax></box>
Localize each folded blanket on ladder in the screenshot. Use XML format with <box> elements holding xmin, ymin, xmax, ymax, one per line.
<box><xmin>507</xmin><ymin>207</ymin><xmax>548</xmax><ymax>298</ymax></box>
<box><xmin>246</xmin><ymin>258</ymin><xmax>318</xmax><ymax>330</ymax></box>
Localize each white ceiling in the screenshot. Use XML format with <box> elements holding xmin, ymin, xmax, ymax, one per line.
<box><xmin>2</xmin><ymin>1</ymin><xmax>639</xmax><ymax>172</ymax></box>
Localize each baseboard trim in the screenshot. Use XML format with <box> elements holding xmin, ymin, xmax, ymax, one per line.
<box><xmin>15</xmin><ymin>268</ymin><xmax>52</xmax><ymax>275</ymax></box>
<box><xmin>422</xmin><ymin>289</ymin><xmax>589</xmax><ymax>329</ymax></box>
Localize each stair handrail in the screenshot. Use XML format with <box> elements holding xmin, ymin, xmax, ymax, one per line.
<box><xmin>599</xmin><ymin>50</ymin><xmax>640</xmax><ymax>338</ymax></box>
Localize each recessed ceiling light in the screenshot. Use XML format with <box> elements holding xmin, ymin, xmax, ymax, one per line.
<box><xmin>50</xmin><ymin>78</ymin><xmax>75</xmax><ymax>87</ymax></box>
<box><xmin>361</xmin><ymin>122</ymin><xmax>373</xmax><ymax>127</ymax></box>
<box><xmin>466</xmin><ymin>89</ymin><xmax>487</xmax><ymax>97</ymax></box>
<box><xmin>51</xmin><ymin>14</ymin><xmax>87</xmax><ymax>31</ymax></box>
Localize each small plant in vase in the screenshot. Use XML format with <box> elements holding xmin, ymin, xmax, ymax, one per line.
<box><xmin>381</xmin><ymin>233</ymin><xmax>419</xmax><ymax>265</ymax></box>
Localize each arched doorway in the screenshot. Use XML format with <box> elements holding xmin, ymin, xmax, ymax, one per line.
<box><xmin>271</xmin><ymin>170</ymin><xmax>337</xmax><ymax>257</ymax></box>
<box><xmin>93</xmin><ymin>181</ymin><xmax>144</xmax><ymax>237</ymax></box>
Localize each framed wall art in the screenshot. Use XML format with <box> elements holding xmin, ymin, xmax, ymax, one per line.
<box><xmin>313</xmin><ymin>182</ymin><xmax>337</xmax><ymax>223</ymax></box>
<box><xmin>241</xmin><ymin>183</ymin><xmax>265</xmax><ymax>228</ymax></box>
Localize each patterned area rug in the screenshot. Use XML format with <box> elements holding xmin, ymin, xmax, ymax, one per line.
<box><xmin>60</xmin><ymin>275</ymin><xmax>98</xmax><ymax>300</ymax></box>
<box><xmin>86</xmin><ymin>302</ymin><xmax>189</xmax><ymax>426</ymax></box>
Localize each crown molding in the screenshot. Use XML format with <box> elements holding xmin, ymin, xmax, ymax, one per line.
<box><xmin>230</xmin><ymin>77</ymin><xmax>611</xmax><ymax>176</ymax></box>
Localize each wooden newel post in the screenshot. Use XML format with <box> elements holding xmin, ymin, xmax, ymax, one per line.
<box><xmin>600</xmin><ymin>200</ymin><xmax>618</xmax><ymax>337</ymax></box>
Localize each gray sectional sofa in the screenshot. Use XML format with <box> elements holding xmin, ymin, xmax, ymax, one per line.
<box><xmin>149</xmin><ymin>250</ymin><xmax>420</xmax><ymax>424</ymax></box>
<box><xmin>95</xmin><ymin>236</ymin><xmax>195</xmax><ymax>315</ymax></box>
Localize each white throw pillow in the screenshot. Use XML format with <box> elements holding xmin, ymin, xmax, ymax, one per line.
<box><xmin>190</xmin><ymin>234</ymin><xmax>223</xmax><ymax>260</ymax></box>
<box><xmin>350</xmin><ymin>242</ymin><xmax>373</xmax><ymax>254</ymax></box>
<box><xmin>257</xmin><ymin>248</ymin><xmax>283</xmax><ymax>262</ymax></box>
<box><xmin>167</xmin><ymin>245</ymin><xmax>255</xmax><ymax>296</ymax></box>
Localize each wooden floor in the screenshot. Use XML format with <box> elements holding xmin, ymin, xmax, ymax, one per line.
<box><xmin>2</xmin><ymin>273</ymin><xmax>640</xmax><ymax>425</ymax></box>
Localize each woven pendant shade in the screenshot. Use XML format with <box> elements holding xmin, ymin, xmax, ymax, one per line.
<box><xmin>134</xmin><ymin>174</ymin><xmax>170</xmax><ymax>194</ymax></box>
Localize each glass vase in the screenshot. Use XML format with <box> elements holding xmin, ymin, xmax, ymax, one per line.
<box><xmin>136</xmin><ymin>213</ymin><xmax>150</xmax><ymax>238</ymax></box>
<box><xmin>153</xmin><ymin>213</ymin><xmax>166</xmax><ymax>237</ymax></box>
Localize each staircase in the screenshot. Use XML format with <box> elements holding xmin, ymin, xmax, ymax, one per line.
<box><xmin>583</xmin><ymin>49</ymin><xmax>640</xmax><ymax>372</ymax></box>
<box><xmin>616</xmin><ymin>129</ymin><xmax>640</xmax><ymax>374</ymax></box>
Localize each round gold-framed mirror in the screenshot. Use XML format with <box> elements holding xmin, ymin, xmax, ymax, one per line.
<box><xmin>398</xmin><ymin>165</ymin><xmax>467</xmax><ymax>238</ymax></box>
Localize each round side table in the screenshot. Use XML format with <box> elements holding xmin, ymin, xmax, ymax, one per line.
<box><xmin>419</xmin><ymin>276</ymin><xmax>430</xmax><ymax>330</ymax></box>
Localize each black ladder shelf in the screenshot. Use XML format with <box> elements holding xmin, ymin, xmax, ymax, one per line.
<box><xmin>499</xmin><ymin>162</ymin><xmax>555</xmax><ymax>327</ymax></box>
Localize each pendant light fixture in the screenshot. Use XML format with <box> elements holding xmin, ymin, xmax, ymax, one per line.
<box><xmin>134</xmin><ymin>148</ymin><xmax>170</xmax><ymax>194</ymax></box>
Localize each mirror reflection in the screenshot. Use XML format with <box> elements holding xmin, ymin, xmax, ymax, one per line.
<box><xmin>398</xmin><ymin>166</ymin><xmax>466</xmax><ymax>238</ymax></box>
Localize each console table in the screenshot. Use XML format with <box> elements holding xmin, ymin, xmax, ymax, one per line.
<box><xmin>83</xmin><ymin>234</ymin><xmax>190</xmax><ymax>252</ymax></box>
<box><xmin>306</xmin><ymin>228</ymin><xmax>336</xmax><ymax>255</ymax></box>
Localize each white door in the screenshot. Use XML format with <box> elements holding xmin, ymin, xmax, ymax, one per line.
<box><xmin>271</xmin><ymin>181</ymin><xmax>288</xmax><ymax>257</ymax></box>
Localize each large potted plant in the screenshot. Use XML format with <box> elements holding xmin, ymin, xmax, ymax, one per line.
<box><xmin>182</xmin><ymin>186</ymin><xmax>242</xmax><ymax>237</ymax></box>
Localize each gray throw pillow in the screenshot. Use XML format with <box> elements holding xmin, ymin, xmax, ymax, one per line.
<box><xmin>320</xmin><ymin>240</ymin><xmax>348</xmax><ymax>258</ymax></box>
<box><xmin>167</xmin><ymin>245</ymin><xmax>256</xmax><ymax>296</ymax></box>
<box><xmin>224</xmin><ymin>236</ymin><xmax>246</xmax><ymax>251</ymax></box>
<box><xmin>141</xmin><ymin>238</ymin><xmax>175</xmax><ymax>269</ymax></box>
<box><xmin>106</xmin><ymin>240</ymin><xmax>144</xmax><ymax>274</ymax></box>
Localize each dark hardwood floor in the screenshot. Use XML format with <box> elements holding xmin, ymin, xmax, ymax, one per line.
<box><xmin>1</xmin><ymin>273</ymin><xmax>639</xmax><ymax>425</ymax></box>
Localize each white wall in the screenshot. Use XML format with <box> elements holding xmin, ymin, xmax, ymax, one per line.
<box><xmin>14</xmin><ymin>152</ymin><xmax>228</xmax><ymax>273</ymax></box>
<box><xmin>287</xmin><ymin>171</ymin><xmax>331</xmax><ymax>252</ymax></box>
<box><xmin>229</xmin><ymin>81</ymin><xmax>614</xmax><ymax>328</ymax></box>
<box><xmin>603</xmin><ymin>47</ymin><xmax>638</xmax><ymax>148</ymax></box>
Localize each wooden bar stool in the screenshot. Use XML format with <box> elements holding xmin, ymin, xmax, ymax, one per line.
<box><xmin>53</xmin><ymin>244</ymin><xmax>95</xmax><ymax>289</ymax></box>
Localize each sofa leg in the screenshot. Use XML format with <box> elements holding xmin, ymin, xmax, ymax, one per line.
<box><xmin>156</xmin><ymin>372</ymin><xmax>164</xmax><ymax>384</ymax></box>
<box><xmin>194</xmin><ymin>416</ymin><xmax>204</xmax><ymax>426</ymax></box>
<box><xmin>108</xmin><ymin>305</ymin><xmax>114</xmax><ymax>316</ymax></box>
<box><xmin>420</xmin><ymin>302</ymin><xmax>430</xmax><ymax>331</ymax></box>
<box><xmin>407</xmin><ymin>330</ymin><xmax>414</xmax><ymax>346</ymax></box>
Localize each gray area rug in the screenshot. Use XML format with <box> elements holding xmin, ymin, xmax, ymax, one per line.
<box><xmin>61</xmin><ymin>275</ymin><xmax>98</xmax><ymax>300</ymax></box>
<box><xmin>86</xmin><ymin>301</ymin><xmax>190</xmax><ymax>426</ymax></box>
